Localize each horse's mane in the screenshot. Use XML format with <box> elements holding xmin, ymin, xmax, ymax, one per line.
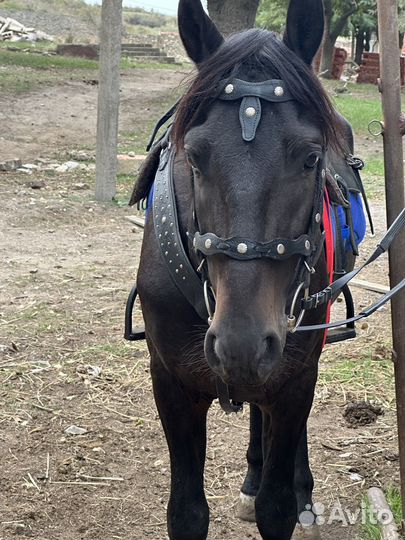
<box><xmin>173</xmin><ymin>28</ymin><xmax>343</xmax><ymax>150</ymax></box>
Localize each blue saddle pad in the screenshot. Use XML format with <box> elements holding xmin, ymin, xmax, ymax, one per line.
<box><xmin>331</xmin><ymin>193</ymin><xmax>367</xmax><ymax>252</ymax></box>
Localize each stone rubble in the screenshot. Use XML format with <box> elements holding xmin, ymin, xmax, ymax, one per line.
<box><xmin>0</xmin><ymin>15</ymin><xmax>54</xmax><ymax>42</ymax></box>
<box><xmin>0</xmin><ymin>157</ymin><xmax>95</xmax><ymax>175</ymax></box>
<box><xmin>0</xmin><ymin>152</ymin><xmax>144</xmax><ymax>175</ymax></box>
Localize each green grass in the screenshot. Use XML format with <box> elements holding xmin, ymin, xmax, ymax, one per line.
<box><xmin>319</xmin><ymin>356</ymin><xmax>392</xmax><ymax>388</ymax></box>
<box><xmin>118</xmin><ymin>89</ymin><xmax>181</xmax><ymax>154</ymax></box>
<box><xmin>0</xmin><ymin>0</ymin><xmax>100</xmax><ymax>18</ymax></box>
<box><xmin>0</xmin><ymin>49</ymin><xmax>99</xmax><ymax>70</ymax></box>
<box><xmin>361</xmin><ymin>487</ymin><xmax>402</xmax><ymax>540</ymax></box>
<box><xmin>333</xmin><ymin>94</ymin><xmax>382</xmax><ymax>135</ymax></box>
<box><xmin>119</xmin><ymin>122</ymin><xmax>156</xmax><ymax>155</ymax></box>
<box><xmin>362</xmin><ymin>156</ymin><xmax>385</xmax><ymax>199</ymax></box>
<box><xmin>365</xmin><ymin>156</ymin><xmax>385</xmax><ymax>177</ymax></box>
<box><xmin>0</xmin><ymin>48</ymin><xmax>183</xmax><ymax>94</ymax></box>
<box><xmin>319</xmin><ymin>349</ymin><xmax>395</xmax><ymax>405</ymax></box>
<box><xmin>326</xmin><ymin>81</ymin><xmax>405</xmax><ymax>136</ymax></box>
<box><xmin>72</xmin><ymin>341</ymin><xmax>134</xmax><ymax>361</ymax></box>
<box><xmin>387</xmin><ymin>486</ymin><xmax>403</xmax><ymax>529</ymax></box>
<box><xmin>0</xmin><ymin>40</ymin><xmax>52</xmax><ymax>51</ymax></box>
<box><xmin>113</xmin><ymin>172</ymin><xmax>137</xmax><ymax>207</ymax></box>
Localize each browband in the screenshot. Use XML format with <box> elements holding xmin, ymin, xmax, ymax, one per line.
<box><xmin>218</xmin><ymin>78</ymin><xmax>295</xmax><ymax>141</ymax></box>
<box><xmin>218</xmin><ymin>78</ymin><xmax>294</xmax><ymax>102</ymax></box>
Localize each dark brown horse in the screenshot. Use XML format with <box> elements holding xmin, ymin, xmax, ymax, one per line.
<box><xmin>132</xmin><ymin>1</ymin><xmax>360</xmax><ymax>538</ymax></box>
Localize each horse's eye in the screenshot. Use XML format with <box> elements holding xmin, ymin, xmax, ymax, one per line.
<box><xmin>185</xmin><ymin>150</ymin><xmax>201</xmax><ymax>177</ymax></box>
<box><xmin>304</xmin><ymin>153</ymin><xmax>320</xmax><ymax>169</ymax></box>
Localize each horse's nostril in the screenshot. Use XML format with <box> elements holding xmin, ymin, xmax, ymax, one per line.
<box><xmin>265</xmin><ymin>333</ymin><xmax>282</xmax><ymax>359</ymax></box>
<box><xmin>205</xmin><ymin>331</ymin><xmax>220</xmax><ymax>367</ymax></box>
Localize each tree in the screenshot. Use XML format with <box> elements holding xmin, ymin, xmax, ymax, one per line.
<box><xmin>352</xmin><ymin>0</ymin><xmax>405</xmax><ymax>63</ymax></box>
<box><xmin>351</xmin><ymin>0</ymin><xmax>377</xmax><ymax>65</ymax></box>
<box><xmin>256</xmin><ymin>0</ymin><xmax>357</xmax><ymax>77</ymax></box>
<box><xmin>320</xmin><ymin>0</ymin><xmax>357</xmax><ymax>77</ymax></box>
<box><xmin>207</xmin><ymin>0</ymin><xmax>260</xmax><ymax>35</ymax></box>
<box><xmin>256</xmin><ymin>0</ymin><xmax>288</xmax><ymax>34</ymax></box>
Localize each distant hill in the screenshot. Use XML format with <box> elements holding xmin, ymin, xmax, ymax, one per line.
<box><xmin>0</xmin><ymin>0</ymin><xmax>176</xmax><ymax>42</ymax></box>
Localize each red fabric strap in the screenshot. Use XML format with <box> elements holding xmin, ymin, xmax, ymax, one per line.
<box><xmin>322</xmin><ymin>190</ymin><xmax>334</xmax><ymax>347</ymax></box>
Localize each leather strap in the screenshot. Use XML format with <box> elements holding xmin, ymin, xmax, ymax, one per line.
<box><xmin>216</xmin><ymin>377</ymin><xmax>243</xmax><ymax>414</ymax></box>
<box><xmin>239</xmin><ymin>96</ymin><xmax>261</xmax><ymax>142</ymax></box>
<box><xmin>297</xmin><ymin>207</ymin><xmax>405</xmax><ymax>330</ymax></box>
<box><xmin>193</xmin><ymin>231</ymin><xmax>313</xmax><ymax>260</ymax></box>
<box><xmin>152</xmin><ymin>146</ymin><xmax>207</xmax><ymax>320</ymax></box>
<box><xmin>218</xmin><ymin>78</ymin><xmax>294</xmax><ymax>143</ymax></box>
<box><xmin>218</xmin><ymin>78</ymin><xmax>294</xmax><ymax>103</ymax></box>
<box><xmin>146</xmin><ymin>100</ymin><xmax>179</xmax><ymax>151</ymax></box>
<box><xmin>298</xmin><ymin>277</ymin><xmax>405</xmax><ymax>332</ymax></box>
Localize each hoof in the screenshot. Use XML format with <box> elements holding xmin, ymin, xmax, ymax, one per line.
<box><xmin>236</xmin><ymin>492</ymin><xmax>256</xmax><ymax>522</ymax></box>
<box><xmin>292</xmin><ymin>523</ymin><xmax>321</xmax><ymax>540</ymax></box>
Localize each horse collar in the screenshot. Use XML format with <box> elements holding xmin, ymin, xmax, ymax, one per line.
<box><xmin>152</xmin><ymin>143</ymin><xmax>208</xmax><ymax>321</ymax></box>
<box><xmin>218</xmin><ymin>78</ymin><xmax>295</xmax><ymax>141</ymax></box>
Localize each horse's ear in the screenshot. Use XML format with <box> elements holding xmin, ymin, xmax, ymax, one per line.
<box><xmin>283</xmin><ymin>0</ymin><xmax>324</xmax><ymax>65</ymax></box>
<box><xmin>178</xmin><ymin>0</ymin><xmax>224</xmax><ymax>65</ymax></box>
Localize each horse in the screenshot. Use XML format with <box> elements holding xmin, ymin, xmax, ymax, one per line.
<box><xmin>130</xmin><ymin>1</ymin><xmax>362</xmax><ymax>538</ymax></box>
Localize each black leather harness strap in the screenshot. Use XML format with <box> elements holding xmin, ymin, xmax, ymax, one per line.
<box><xmin>194</xmin><ymin>232</ymin><xmax>313</xmax><ymax>261</ymax></box>
<box><xmin>152</xmin><ymin>144</ymin><xmax>207</xmax><ymax>320</ymax></box>
<box><xmin>216</xmin><ymin>378</ymin><xmax>243</xmax><ymax>414</ymax></box>
<box><xmin>298</xmin><ymin>277</ymin><xmax>405</xmax><ymax>332</ymax></box>
<box><xmin>218</xmin><ymin>78</ymin><xmax>295</xmax><ymax>142</ymax></box>
<box><xmin>297</xmin><ymin>206</ymin><xmax>405</xmax><ymax>331</ymax></box>
<box><xmin>146</xmin><ymin>100</ymin><xmax>179</xmax><ymax>151</ymax></box>
<box><xmin>218</xmin><ymin>78</ymin><xmax>294</xmax><ymax>102</ymax></box>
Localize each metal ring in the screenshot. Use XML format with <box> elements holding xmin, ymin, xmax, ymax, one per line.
<box><xmin>368</xmin><ymin>120</ymin><xmax>384</xmax><ymax>137</ymax></box>
<box><xmin>287</xmin><ymin>283</ymin><xmax>309</xmax><ymax>333</ymax></box>
<box><xmin>203</xmin><ymin>280</ymin><xmax>216</xmax><ymax>324</ymax></box>
<box><xmin>304</xmin><ymin>261</ymin><xmax>316</xmax><ymax>274</ymax></box>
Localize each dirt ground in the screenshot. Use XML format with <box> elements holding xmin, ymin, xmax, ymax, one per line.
<box><xmin>0</xmin><ymin>67</ymin><xmax>400</xmax><ymax>540</ymax></box>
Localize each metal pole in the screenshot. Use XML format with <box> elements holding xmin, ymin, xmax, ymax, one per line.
<box><xmin>376</xmin><ymin>0</ymin><xmax>405</xmax><ymax>529</ymax></box>
<box><xmin>95</xmin><ymin>0</ymin><xmax>123</xmax><ymax>201</ymax></box>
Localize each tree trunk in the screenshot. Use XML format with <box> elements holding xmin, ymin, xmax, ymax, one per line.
<box><xmin>364</xmin><ymin>29</ymin><xmax>371</xmax><ymax>52</ymax></box>
<box><xmin>320</xmin><ymin>38</ymin><xmax>335</xmax><ymax>78</ymax></box>
<box><xmin>207</xmin><ymin>0</ymin><xmax>260</xmax><ymax>35</ymax></box>
<box><xmin>354</xmin><ymin>27</ymin><xmax>366</xmax><ymax>65</ymax></box>
<box><xmin>320</xmin><ymin>0</ymin><xmax>357</xmax><ymax>78</ymax></box>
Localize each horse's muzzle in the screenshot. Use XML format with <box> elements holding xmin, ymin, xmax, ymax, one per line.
<box><xmin>204</xmin><ymin>326</ymin><xmax>283</xmax><ymax>387</ymax></box>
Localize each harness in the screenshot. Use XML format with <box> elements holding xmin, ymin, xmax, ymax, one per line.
<box><xmin>125</xmin><ymin>77</ymin><xmax>405</xmax><ymax>413</ymax></box>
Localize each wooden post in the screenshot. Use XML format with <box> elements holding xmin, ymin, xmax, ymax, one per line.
<box><xmin>376</xmin><ymin>0</ymin><xmax>405</xmax><ymax>528</ymax></box>
<box><xmin>95</xmin><ymin>0</ymin><xmax>123</xmax><ymax>201</ymax></box>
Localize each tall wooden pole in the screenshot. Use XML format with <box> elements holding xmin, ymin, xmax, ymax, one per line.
<box><xmin>95</xmin><ymin>0</ymin><xmax>123</xmax><ymax>201</ymax></box>
<box><xmin>376</xmin><ymin>0</ymin><xmax>405</xmax><ymax>526</ymax></box>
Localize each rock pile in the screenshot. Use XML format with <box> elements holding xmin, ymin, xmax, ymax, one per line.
<box><xmin>0</xmin><ymin>15</ymin><xmax>53</xmax><ymax>41</ymax></box>
<box><xmin>0</xmin><ymin>156</ymin><xmax>95</xmax><ymax>175</ymax></box>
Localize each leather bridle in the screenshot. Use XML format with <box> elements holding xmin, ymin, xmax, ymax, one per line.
<box><xmin>151</xmin><ymin>77</ymin><xmax>405</xmax><ymax>339</ymax></box>
<box><xmin>190</xmin><ymin>77</ymin><xmax>328</xmax><ymax>333</ymax></box>
<box><xmin>125</xmin><ymin>75</ymin><xmax>405</xmax><ymax>414</ymax></box>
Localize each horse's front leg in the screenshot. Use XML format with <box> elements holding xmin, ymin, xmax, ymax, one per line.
<box><xmin>255</xmin><ymin>372</ymin><xmax>317</xmax><ymax>540</ymax></box>
<box><xmin>150</xmin><ymin>348</ymin><xmax>211</xmax><ymax>540</ymax></box>
<box><xmin>238</xmin><ymin>404</ymin><xmax>263</xmax><ymax>521</ymax></box>
<box><xmin>238</xmin><ymin>410</ymin><xmax>317</xmax><ymax>532</ymax></box>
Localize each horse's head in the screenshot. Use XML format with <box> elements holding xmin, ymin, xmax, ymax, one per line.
<box><xmin>176</xmin><ymin>0</ymin><xmax>343</xmax><ymax>387</ymax></box>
